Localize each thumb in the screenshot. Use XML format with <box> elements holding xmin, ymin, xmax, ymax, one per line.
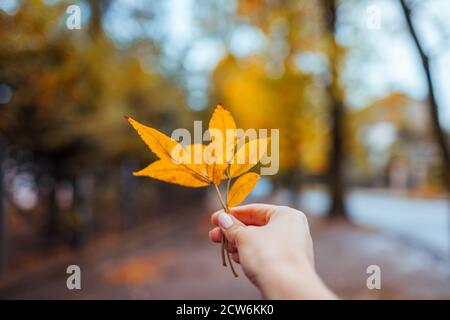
<box><xmin>218</xmin><ymin>212</ymin><xmax>246</xmax><ymax>244</ymax></box>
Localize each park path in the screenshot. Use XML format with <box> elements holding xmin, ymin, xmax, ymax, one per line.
<box><xmin>0</xmin><ymin>209</ymin><xmax>261</xmax><ymax>299</ymax></box>
<box><xmin>1</xmin><ymin>197</ymin><xmax>450</xmax><ymax>299</ymax></box>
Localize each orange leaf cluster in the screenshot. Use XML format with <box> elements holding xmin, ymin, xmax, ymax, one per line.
<box><xmin>126</xmin><ymin>105</ymin><xmax>268</xmax><ymax>208</ymax></box>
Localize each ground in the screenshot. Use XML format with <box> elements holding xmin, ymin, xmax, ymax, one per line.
<box><xmin>1</xmin><ymin>199</ymin><xmax>450</xmax><ymax>300</ymax></box>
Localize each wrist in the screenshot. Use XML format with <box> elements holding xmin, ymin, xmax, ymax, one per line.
<box><xmin>258</xmin><ymin>257</ymin><xmax>335</xmax><ymax>300</ymax></box>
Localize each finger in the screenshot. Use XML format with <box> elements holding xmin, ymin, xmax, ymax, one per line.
<box><xmin>231</xmin><ymin>252</ymin><xmax>240</xmax><ymax>264</ymax></box>
<box><xmin>217</xmin><ymin>212</ymin><xmax>246</xmax><ymax>245</ymax></box>
<box><xmin>211</xmin><ymin>209</ymin><xmax>223</xmax><ymax>226</ymax></box>
<box><xmin>228</xmin><ymin>203</ymin><xmax>277</xmax><ymax>226</ymax></box>
<box><xmin>208</xmin><ymin>227</ymin><xmax>222</xmax><ymax>243</ymax></box>
<box><xmin>211</xmin><ymin>204</ymin><xmax>276</xmax><ymax>227</ymax></box>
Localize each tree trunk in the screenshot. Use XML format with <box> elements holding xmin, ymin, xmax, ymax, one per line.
<box><xmin>328</xmin><ymin>97</ymin><xmax>347</xmax><ymax>217</ymax></box>
<box><xmin>88</xmin><ymin>0</ymin><xmax>103</xmax><ymax>37</ymax></box>
<box><xmin>88</xmin><ymin>0</ymin><xmax>111</xmax><ymax>38</ymax></box>
<box><xmin>399</xmin><ymin>0</ymin><xmax>450</xmax><ymax>190</ymax></box>
<box><xmin>287</xmin><ymin>167</ymin><xmax>302</xmax><ymax>209</ymax></box>
<box><xmin>321</xmin><ymin>0</ymin><xmax>348</xmax><ymax>219</ymax></box>
<box><xmin>70</xmin><ymin>175</ymin><xmax>94</xmax><ymax>248</ymax></box>
<box><xmin>0</xmin><ymin>141</ymin><xmax>7</xmax><ymax>273</ymax></box>
<box><xmin>45</xmin><ymin>162</ymin><xmax>60</xmax><ymax>244</ymax></box>
<box><xmin>120</xmin><ymin>159</ymin><xmax>139</xmax><ymax>229</ymax></box>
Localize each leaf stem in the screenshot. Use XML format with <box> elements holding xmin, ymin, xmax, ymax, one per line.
<box><xmin>224</xmin><ymin>166</ymin><xmax>239</xmax><ymax>277</ymax></box>
<box><xmin>213</xmin><ymin>182</ymin><xmax>238</xmax><ymax>277</ymax></box>
<box><xmin>226</xmin><ymin>171</ymin><xmax>231</xmax><ymax>204</ymax></box>
<box><xmin>221</xmin><ymin>234</ymin><xmax>227</xmax><ymax>267</ymax></box>
<box><xmin>214</xmin><ymin>184</ymin><xmax>227</xmax><ymax>212</ymax></box>
<box><xmin>213</xmin><ymin>184</ymin><xmax>227</xmax><ymax>267</ymax></box>
<box><xmin>226</xmin><ymin>246</ymin><xmax>239</xmax><ymax>277</ymax></box>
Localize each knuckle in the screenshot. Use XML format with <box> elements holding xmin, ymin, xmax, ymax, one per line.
<box><xmin>233</xmin><ymin>227</ymin><xmax>251</xmax><ymax>246</ymax></box>
<box><xmin>287</xmin><ymin>209</ymin><xmax>307</xmax><ymax>224</ymax></box>
<box><xmin>276</xmin><ymin>205</ymin><xmax>306</xmax><ymax>219</ymax></box>
<box><xmin>296</xmin><ymin>211</ymin><xmax>308</xmax><ymax>223</ymax></box>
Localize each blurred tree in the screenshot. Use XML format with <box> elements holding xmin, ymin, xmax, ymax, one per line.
<box><xmin>213</xmin><ymin>55</ymin><xmax>328</xmax><ymax>203</ymax></box>
<box><xmin>399</xmin><ymin>0</ymin><xmax>450</xmax><ymax>192</ymax></box>
<box><xmin>88</xmin><ymin>0</ymin><xmax>112</xmax><ymax>37</ymax></box>
<box><xmin>0</xmin><ymin>0</ymin><xmax>189</xmax><ymax>247</ymax></box>
<box><xmin>211</xmin><ymin>0</ymin><xmax>332</xmax><ymax>207</ymax></box>
<box><xmin>0</xmin><ymin>137</ymin><xmax>5</xmax><ymax>272</ymax></box>
<box><xmin>320</xmin><ymin>0</ymin><xmax>348</xmax><ymax>218</ymax></box>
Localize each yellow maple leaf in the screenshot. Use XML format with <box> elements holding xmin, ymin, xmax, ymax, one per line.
<box><xmin>206</xmin><ymin>105</ymin><xmax>237</xmax><ymax>184</ymax></box>
<box><xmin>125</xmin><ymin>116</ymin><xmax>179</xmax><ymax>163</ymax></box>
<box><xmin>125</xmin><ymin>116</ymin><xmax>210</xmax><ymax>185</ymax></box>
<box><xmin>134</xmin><ymin>160</ymin><xmax>209</xmax><ymax>187</ymax></box>
<box><xmin>180</xmin><ymin>144</ymin><xmax>209</xmax><ymax>179</ymax></box>
<box><xmin>229</xmin><ymin>137</ymin><xmax>269</xmax><ymax>178</ymax></box>
<box><xmin>227</xmin><ymin>172</ymin><xmax>260</xmax><ymax>208</ymax></box>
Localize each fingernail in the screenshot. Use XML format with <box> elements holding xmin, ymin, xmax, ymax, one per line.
<box><xmin>218</xmin><ymin>212</ymin><xmax>233</xmax><ymax>229</ymax></box>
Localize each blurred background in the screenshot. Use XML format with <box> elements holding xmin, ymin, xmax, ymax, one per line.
<box><xmin>0</xmin><ymin>0</ymin><xmax>449</xmax><ymax>299</ymax></box>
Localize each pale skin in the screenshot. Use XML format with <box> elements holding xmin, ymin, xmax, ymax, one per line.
<box><xmin>209</xmin><ymin>204</ymin><xmax>337</xmax><ymax>300</ymax></box>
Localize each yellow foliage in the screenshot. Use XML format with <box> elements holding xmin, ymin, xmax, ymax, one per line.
<box><xmin>134</xmin><ymin>160</ymin><xmax>209</xmax><ymax>188</ymax></box>
<box><xmin>213</xmin><ymin>55</ymin><xmax>329</xmax><ymax>175</ymax></box>
<box><xmin>207</xmin><ymin>105</ymin><xmax>237</xmax><ymax>184</ymax></box>
<box><xmin>230</xmin><ymin>138</ymin><xmax>269</xmax><ymax>178</ymax></box>
<box><xmin>127</xmin><ymin>105</ymin><xmax>267</xmax><ymax>192</ymax></box>
<box><xmin>227</xmin><ymin>172</ymin><xmax>260</xmax><ymax>208</ymax></box>
<box><xmin>125</xmin><ymin>116</ymin><xmax>179</xmax><ymax>163</ymax></box>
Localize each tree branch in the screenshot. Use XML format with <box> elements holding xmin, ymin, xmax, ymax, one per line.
<box><xmin>399</xmin><ymin>0</ymin><xmax>450</xmax><ymax>189</ymax></box>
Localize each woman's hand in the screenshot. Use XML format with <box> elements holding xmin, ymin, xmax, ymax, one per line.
<box><xmin>209</xmin><ymin>204</ymin><xmax>336</xmax><ymax>299</ymax></box>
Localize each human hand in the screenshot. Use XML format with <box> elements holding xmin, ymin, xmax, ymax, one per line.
<box><xmin>209</xmin><ymin>204</ymin><xmax>335</xmax><ymax>299</ymax></box>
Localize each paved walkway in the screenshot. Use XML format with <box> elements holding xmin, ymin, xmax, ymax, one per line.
<box><xmin>2</xmin><ymin>210</ymin><xmax>450</xmax><ymax>299</ymax></box>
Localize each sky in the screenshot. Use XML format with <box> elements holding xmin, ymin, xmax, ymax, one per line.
<box><xmin>1</xmin><ymin>0</ymin><xmax>449</xmax><ymax>130</ymax></box>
